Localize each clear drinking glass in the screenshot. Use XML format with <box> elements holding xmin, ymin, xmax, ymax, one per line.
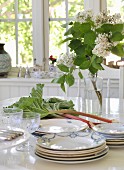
<box><xmin>16</xmin><ymin>112</ymin><xmax>40</xmax><ymax>152</ymax></box>
<box><xmin>0</xmin><ymin>108</ymin><xmax>23</xmax><ymax>128</ymax></box>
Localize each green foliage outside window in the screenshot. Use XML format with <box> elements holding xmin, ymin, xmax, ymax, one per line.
<box><xmin>0</xmin><ymin>0</ymin><xmax>32</xmax><ymax>66</ymax></box>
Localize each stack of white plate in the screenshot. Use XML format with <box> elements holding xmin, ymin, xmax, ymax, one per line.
<box><xmin>35</xmin><ymin>132</ymin><xmax>108</xmax><ymax>164</ymax></box>
<box><xmin>92</xmin><ymin>122</ymin><xmax>124</xmax><ymax>148</ymax></box>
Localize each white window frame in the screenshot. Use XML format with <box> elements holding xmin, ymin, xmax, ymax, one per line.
<box><xmin>32</xmin><ymin>0</ymin><xmax>49</xmax><ymax>71</ymax></box>
<box><xmin>39</xmin><ymin>0</ymin><xmax>107</xmax><ymax>70</ymax></box>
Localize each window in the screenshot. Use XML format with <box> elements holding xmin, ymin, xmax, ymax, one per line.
<box><xmin>0</xmin><ymin>0</ymin><xmax>33</xmax><ymax>67</ymax></box>
<box><xmin>48</xmin><ymin>0</ymin><xmax>124</xmax><ymax>69</ymax></box>
<box><xmin>106</xmin><ymin>0</ymin><xmax>124</xmax><ymax>66</ymax></box>
<box><xmin>49</xmin><ymin>0</ymin><xmax>84</xmax><ymax>59</ymax></box>
<box><xmin>0</xmin><ymin>0</ymin><xmax>123</xmax><ymax>69</ymax></box>
<box><xmin>48</xmin><ymin>0</ymin><xmax>102</xmax><ymax>61</ymax></box>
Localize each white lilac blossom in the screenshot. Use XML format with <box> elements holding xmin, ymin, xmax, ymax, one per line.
<box><xmin>93</xmin><ymin>11</ymin><xmax>122</xmax><ymax>28</ymax></box>
<box><xmin>57</xmin><ymin>53</ymin><xmax>75</xmax><ymax>67</ymax></box>
<box><xmin>74</xmin><ymin>10</ymin><xmax>93</xmax><ymax>23</ymax></box>
<box><xmin>92</xmin><ymin>33</ymin><xmax>113</xmax><ymax>57</ymax></box>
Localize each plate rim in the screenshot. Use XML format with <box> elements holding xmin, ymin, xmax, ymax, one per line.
<box><xmin>35</xmin><ymin>149</ymin><xmax>108</xmax><ymax>164</ymax></box>
<box><xmin>37</xmin><ymin>133</ymin><xmax>106</xmax><ymax>151</ymax></box>
<box><xmin>39</xmin><ymin>119</ymin><xmax>88</xmax><ymax>133</ymax></box>
<box><xmin>93</xmin><ymin>122</ymin><xmax>124</xmax><ymax>135</ymax></box>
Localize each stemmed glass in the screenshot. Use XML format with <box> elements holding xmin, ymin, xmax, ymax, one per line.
<box><xmin>16</xmin><ymin>112</ymin><xmax>40</xmax><ymax>152</ymax></box>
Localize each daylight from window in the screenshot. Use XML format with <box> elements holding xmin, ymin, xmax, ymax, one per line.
<box><xmin>49</xmin><ymin>0</ymin><xmax>124</xmax><ymax>68</ymax></box>
<box><xmin>0</xmin><ymin>0</ymin><xmax>33</xmax><ymax>67</ymax></box>
<box><xmin>106</xmin><ymin>0</ymin><xmax>124</xmax><ymax>66</ymax></box>
<box><xmin>49</xmin><ymin>0</ymin><xmax>84</xmax><ymax>60</ymax></box>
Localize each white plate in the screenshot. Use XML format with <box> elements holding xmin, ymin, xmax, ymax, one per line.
<box><xmin>35</xmin><ymin>149</ymin><xmax>108</xmax><ymax>164</ymax></box>
<box><xmin>37</xmin><ymin>132</ymin><xmax>105</xmax><ymax>151</ymax></box>
<box><xmin>35</xmin><ymin>146</ymin><xmax>109</xmax><ymax>161</ymax></box>
<box><xmin>39</xmin><ymin>119</ymin><xmax>88</xmax><ymax>133</ymax></box>
<box><xmin>0</xmin><ymin>127</ymin><xmax>30</xmax><ymax>150</ymax></box>
<box><xmin>36</xmin><ymin>142</ymin><xmax>106</xmax><ymax>156</ymax></box>
<box><xmin>93</xmin><ymin>123</ymin><xmax>124</xmax><ymax>135</ymax></box>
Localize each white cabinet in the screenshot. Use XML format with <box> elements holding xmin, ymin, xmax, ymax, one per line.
<box><xmin>0</xmin><ymin>77</ymin><xmax>119</xmax><ymax>100</ymax></box>
<box><xmin>0</xmin><ymin>78</ymin><xmax>64</xmax><ymax>100</ymax></box>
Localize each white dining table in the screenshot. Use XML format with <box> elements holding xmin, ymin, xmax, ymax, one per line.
<box><xmin>0</xmin><ymin>97</ymin><xmax>124</xmax><ymax>170</ymax></box>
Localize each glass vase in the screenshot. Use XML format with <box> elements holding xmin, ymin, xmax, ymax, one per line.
<box><xmin>84</xmin><ymin>73</ymin><xmax>103</xmax><ymax>115</ymax></box>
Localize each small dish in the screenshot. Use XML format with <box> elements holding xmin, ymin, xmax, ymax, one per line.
<box><xmin>0</xmin><ymin>127</ymin><xmax>30</xmax><ymax>150</ymax></box>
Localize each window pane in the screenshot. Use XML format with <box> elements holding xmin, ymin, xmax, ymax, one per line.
<box><xmin>18</xmin><ymin>22</ymin><xmax>33</xmax><ymax>66</ymax></box>
<box><xmin>0</xmin><ymin>0</ymin><xmax>15</xmax><ymax>19</ymax></box>
<box><xmin>107</xmin><ymin>0</ymin><xmax>124</xmax><ymax>18</ymax></box>
<box><xmin>0</xmin><ymin>22</ymin><xmax>16</xmax><ymax>66</ymax></box>
<box><xmin>18</xmin><ymin>0</ymin><xmax>32</xmax><ymax>19</ymax></box>
<box><xmin>49</xmin><ymin>0</ymin><xmax>66</xmax><ymax>18</ymax></box>
<box><xmin>107</xmin><ymin>0</ymin><xmax>124</xmax><ymax>65</ymax></box>
<box><xmin>68</xmin><ymin>0</ymin><xmax>84</xmax><ymax>17</ymax></box>
<box><xmin>49</xmin><ymin>21</ymin><xmax>66</xmax><ymax>57</ymax></box>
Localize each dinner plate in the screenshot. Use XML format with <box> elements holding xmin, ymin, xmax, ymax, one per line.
<box><xmin>35</xmin><ymin>149</ymin><xmax>108</xmax><ymax>164</ymax></box>
<box><xmin>106</xmin><ymin>138</ymin><xmax>124</xmax><ymax>142</ymax></box>
<box><xmin>37</xmin><ymin>132</ymin><xmax>105</xmax><ymax>151</ymax></box>
<box><xmin>35</xmin><ymin>146</ymin><xmax>109</xmax><ymax>161</ymax></box>
<box><xmin>36</xmin><ymin>142</ymin><xmax>106</xmax><ymax>156</ymax></box>
<box><xmin>39</xmin><ymin>119</ymin><xmax>88</xmax><ymax>133</ymax></box>
<box><xmin>107</xmin><ymin>141</ymin><xmax>124</xmax><ymax>145</ymax></box>
<box><xmin>35</xmin><ymin>142</ymin><xmax>107</xmax><ymax>157</ymax></box>
<box><xmin>0</xmin><ymin>127</ymin><xmax>30</xmax><ymax>150</ymax></box>
<box><xmin>107</xmin><ymin>144</ymin><xmax>124</xmax><ymax>148</ymax></box>
<box><xmin>92</xmin><ymin>123</ymin><xmax>124</xmax><ymax>135</ymax></box>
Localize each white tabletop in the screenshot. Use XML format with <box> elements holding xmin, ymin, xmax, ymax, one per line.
<box><xmin>0</xmin><ymin>97</ymin><xmax>124</xmax><ymax>170</ymax></box>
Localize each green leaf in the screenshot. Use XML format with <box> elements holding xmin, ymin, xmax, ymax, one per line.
<box><xmin>78</xmin><ymin>71</ymin><xmax>83</xmax><ymax>79</ymax></box>
<box><xmin>76</xmin><ymin>22</ymin><xmax>91</xmax><ymax>33</ymax></box>
<box><xmin>51</xmin><ymin>78</ymin><xmax>59</xmax><ymax>83</ymax></box>
<box><xmin>66</xmin><ymin>73</ymin><xmax>75</xmax><ymax>87</ymax></box>
<box><xmin>74</xmin><ymin>44</ymin><xmax>87</xmax><ymax>56</ymax></box>
<box><xmin>64</xmin><ymin>27</ymin><xmax>73</xmax><ymax>36</ymax></box>
<box><xmin>110</xmin><ymin>32</ymin><xmax>123</xmax><ymax>41</ymax></box>
<box><xmin>51</xmin><ymin>75</ymin><xmax>66</xmax><ymax>84</ymax></box>
<box><xmin>89</xmin><ymin>66</ymin><xmax>98</xmax><ymax>74</ymax></box>
<box><xmin>96</xmin><ymin>57</ymin><xmax>103</xmax><ymax>63</ymax></box>
<box><xmin>8</xmin><ymin>83</ymin><xmax>75</xmax><ymax>118</ymax></box>
<box><xmin>74</xmin><ymin>56</ymin><xmax>86</xmax><ymax>66</ymax></box>
<box><xmin>60</xmin><ymin>37</ymin><xmax>73</xmax><ymax>44</ymax></box>
<box><xmin>69</xmin><ymin>39</ymin><xmax>82</xmax><ymax>50</ymax></box>
<box><xmin>61</xmin><ymin>83</ymin><xmax>66</xmax><ymax>92</ymax></box>
<box><xmin>111</xmin><ymin>24</ymin><xmax>124</xmax><ymax>33</ymax></box>
<box><xmin>92</xmin><ymin>61</ymin><xmax>104</xmax><ymax>70</ymax></box>
<box><xmin>57</xmin><ymin>64</ymin><xmax>69</xmax><ymax>72</ymax></box>
<box><xmin>111</xmin><ymin>44</ymin><xmax>124</xmax><ymax>57</ymax></box>
<box><xmin>70</xmin><ymin>66</ymin><xmax>75</xmax><ymax>73</ymax></box>
<box><xmin>96</xmin><ymin>27</ymin><xmax>104</xmax><ymax>33</ymax></box>
<box><xmin>84</xmin><ymin>31</ymin><xmax>96</xmax><ymax>45</ymax></box>
<box><xmin>80</xmin><ymin>60</ymin><xmax>91</xmax><ymax>69</ymax></box>
<box><xmin>101</xmin><ymin>24</ymin><xmax>112</xmax><ymax>32</ymax></box>
<box><xmin>91</xmin><ymin>55</ymin><xmax>96</xmax><ymax>63</ymax></box>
